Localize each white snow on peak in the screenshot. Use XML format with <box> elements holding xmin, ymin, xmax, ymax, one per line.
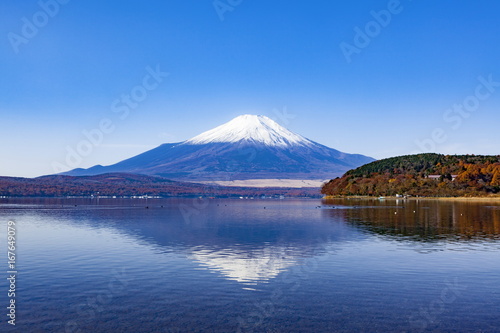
<box><xmin>184</xmin><ymin>114</ymin><xmax>313</xmax><ymax>147</ymax></box>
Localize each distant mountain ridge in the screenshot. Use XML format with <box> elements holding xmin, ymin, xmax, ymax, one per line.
<box><xmin>0</xmin><ymin>173</ymin><xmax>320</xmax><ymax>197</ymax></box>
<box><xmin>63</xmin><ymin>115</ymin><xmax>374</xmax><ymax>182</ymax></box>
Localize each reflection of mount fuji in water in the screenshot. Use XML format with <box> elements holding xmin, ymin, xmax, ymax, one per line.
<box><xmin>190</xmin><ymin>246</ymin><xmax>300</xmax><ymax>284</ymax></box>
<box><xmin>113</xmin><ymin>200</ymin><xmax>361</xmax><ymax>284</ymax></box>
<box><xmin>56</xmin><ymin>199</ymin><xmax>365</xmax><ymax>284</ymax></box>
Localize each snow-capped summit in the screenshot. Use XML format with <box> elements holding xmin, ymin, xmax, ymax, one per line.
<box><xmin>185</xmin><ymin>114</ymin><xmax>313</xmax><ymax>147</ymax></box>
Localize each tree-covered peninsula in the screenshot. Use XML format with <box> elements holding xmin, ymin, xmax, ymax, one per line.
<box><xmin>321</xmin><ymin>153</ymin><xmax>500</xmax><ymax>197</ymax></box>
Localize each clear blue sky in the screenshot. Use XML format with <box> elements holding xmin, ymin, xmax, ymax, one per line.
<box><xmin>1</xmin><ymin>0</ymin><xmax>500</xmax><ymax>177</ymax></box>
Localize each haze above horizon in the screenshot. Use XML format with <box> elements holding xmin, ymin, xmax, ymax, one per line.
<box><xmin>1</xmin><ymin>0</ymin><xmax>500</xmax><ymax>177</ymax></box>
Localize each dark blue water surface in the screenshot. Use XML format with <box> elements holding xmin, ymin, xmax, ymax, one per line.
<box><xmin>1</xmin><ymin>197</ymin><xmax>499</xmax><ymax>332</ymax></box>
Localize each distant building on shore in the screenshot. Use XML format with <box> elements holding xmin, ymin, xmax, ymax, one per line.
<box><xmin>427</xmin><ymin>175</ymin><xmax>458</xmax><ymax>181</ymax></box>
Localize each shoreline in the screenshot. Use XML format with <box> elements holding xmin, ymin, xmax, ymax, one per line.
<box><xmin>322</xmin><ymin>195</ymin><xmax>500</xmax><ymax>201</ymax></box>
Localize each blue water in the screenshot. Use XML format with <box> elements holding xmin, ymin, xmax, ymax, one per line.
<box><xmin>0</xmin><ymin>198</ymin><xmax>499</xmax><ymax>332</ymax></box>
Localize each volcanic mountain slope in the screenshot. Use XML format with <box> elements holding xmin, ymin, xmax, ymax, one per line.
<box><xmin>64</xmin><ymin>115</ymin><xmax>374</xmax><ymax>182</ymax></box>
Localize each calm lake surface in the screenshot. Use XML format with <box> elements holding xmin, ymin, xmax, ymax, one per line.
<box><xmin>1</xmin><ymin>197</ymin><xmax>499</xmax><ymax>332</ymax></box>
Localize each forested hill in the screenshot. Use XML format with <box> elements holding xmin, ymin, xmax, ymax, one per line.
<box><xmin>321</xmin><ymin>154</ymin><xmax>500</xmax><ymax>197</ymax></box>
<box><xmin>0</xmin><ymin>173</ymin><xmax>320</xmax><ymax>198</ymax></box>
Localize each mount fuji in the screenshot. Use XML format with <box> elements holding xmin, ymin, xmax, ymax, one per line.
<box><xmin>63</xmin><ymin>115</ymin><xmax>374</xmax><ymax>186</ymax></box>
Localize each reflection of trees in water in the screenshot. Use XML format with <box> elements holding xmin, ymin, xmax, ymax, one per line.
<box><xmin>322</xmin><ymin>199</ymin><xmax>500</xmax><ymax>242</ymax></box>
